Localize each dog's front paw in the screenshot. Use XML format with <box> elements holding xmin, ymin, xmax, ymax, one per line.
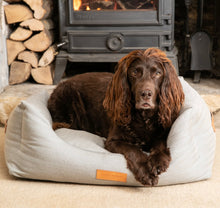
<box><xmin>147</xmin><ymin>149</ymin><xmax>171</xmax><ymax>176</ymax></box>
<box><xmin>134</xmin><ymin>164</ymin><xmax>159</xmax><ymax>186</ymax></box>
<box><xmin>125</xmin><ymin>150</ymin><xmax>160</xmax><ymax>186</ymax></box>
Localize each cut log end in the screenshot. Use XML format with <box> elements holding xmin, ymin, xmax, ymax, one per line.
<box><xmin>9</xmin><ymin>61</ymin><xmax>31</xmax><ymax>85</ymax></box>
<box><xmin>24</xmin><ymin>29</ymin><xmax>53</xmax><ymax>52</ymax></box>
<box><xmin>23</xmin><ymin>0</ymin><xmax>53</xmax><ymax>20</ymax></box>
<box><xmin>17</xmin><ymin>50</ymin><xmax>39</xmax><ymax>68</ymax></box>
<box><xmin>20</xmin><ymin>18</ymin><xmax>54</xmax><ymax>31</ymax></box>
<box><xmin>10</xmin><ymin>27</ymin><xmax>33</xmax><ymax>41</ymax></box>
<box><xmin>6</xmin><ymin>39</ymin><xmax>26</xmax><ymax>65</ymax></box>
<box><xmin>4</xmin><ymin>4</ymin><xmax>33</xmax><ymax>24</ymax></box>
<box><xmin>31</xmin><ymin>64</ymin><xmax>54</xmax><ymax>85</ymax></box>
<box><xmin>38</xmin><ymin>44</ymin><xmax>57</xmax><ymax>67</ymax></box>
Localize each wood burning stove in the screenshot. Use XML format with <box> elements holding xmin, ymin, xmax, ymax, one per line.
<box><xmin>54</xmin><ymin>0</ymin><xmax>177</xmax><ymax>84</ymax></box>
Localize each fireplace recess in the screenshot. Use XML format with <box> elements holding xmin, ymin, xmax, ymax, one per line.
<box><xmin>54</xmin><ymin>0</ymin><xmax>177</xmax><ymax>84</ymax></box>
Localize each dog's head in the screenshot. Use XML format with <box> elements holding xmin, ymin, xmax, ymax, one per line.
<box><xmin>127</xmin><ymin>51</ymin><xmax>164</xmax><ymax>111</ymax></box>
<box><xmin>103</xmin><ymin>48</ymin><xmax>185</xmax><ymax>129</ymax></box>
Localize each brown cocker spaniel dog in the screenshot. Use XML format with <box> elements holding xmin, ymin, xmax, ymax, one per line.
<box><xmin>48</xmin><ymin>48</ymin><xmax>185</xmax><ymax>186</ymax></box>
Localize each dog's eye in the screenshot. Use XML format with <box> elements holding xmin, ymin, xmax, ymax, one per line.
<box><xmin>133</xmin><ymin>67</ymin><xmax>143</xmax><ymax>77</ymax></box>
<box><xmin>151</xmin><ymin>68</ymin><xmax>163</xmax><ymax>79</ymax></box>
<box><xmin>131</xmin><ymin>68</ymin><xmax>139</xmax><ymax>77</ymax></box>
<box><xmin>133</xmin><ymin>69</ymin><xmax>138</xmax><ymax>75</ymax></box>
<box><xmin>155</xmin><ymin>70</ymin><xmax>162</xmax><ymax>76</ymax></box>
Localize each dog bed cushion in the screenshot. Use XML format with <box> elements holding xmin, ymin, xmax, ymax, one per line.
<box><xmin>4</xmin><ymin>78</ymin><xmax>216</xmax><ymax>186</ymax></box>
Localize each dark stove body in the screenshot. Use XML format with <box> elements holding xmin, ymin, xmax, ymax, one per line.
<box><xmin>54</xmin><ymin>0</ymin><xmax>177</xmax><ymax>84</ymax></box>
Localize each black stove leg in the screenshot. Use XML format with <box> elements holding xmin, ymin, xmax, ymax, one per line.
<box><xmin>53</xmin><ymin>57</ymin><xmax>67</xmax><ymax>85</ymax></box>
<box><xmin>193</xmin><ymin>71</ymin><xmax>201</xmax><ymax>83</ymax></box>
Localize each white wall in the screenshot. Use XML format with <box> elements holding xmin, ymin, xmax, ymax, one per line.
<box><xmin>0</xmin><ymin>1</ymin><xmax>9</xmax><ymax>93</ymax></box>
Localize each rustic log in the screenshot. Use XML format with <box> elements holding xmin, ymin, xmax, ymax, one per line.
<box><xmin>116</xmin><ymin>0</ymin><xmax>126</xmax><ymax>10</ymax></box>
<box><xmin>17</xmin><ymin>50</ymin><xmax>39</xmax><ymax>68</ymax></box>
<box><xmin>10</xmin><ymin>26</ymin><xmax>33</xmax><ymax>41</ymax></box>
<box><xmin>120</xmin><ymin>0</ymin><xmax>154</xmax><ymax>9</ymax></box>
<box><xmin>20</xmin><ymin>18</ymin><xmax>54</xmax><ymax>31</ymax></box>
<box><xmin>4</xmin><ymin>0</ymin><xmax>22</xmax><ymax>2</ymax></box>
<box><xmin>38</xmin><ymin>44</ymin><xmax>57</xmax><ymax>67</ymax></box>
<box><xmin>23</xmin><ymin>0</ymin><xmax>53</xmax><ymax>20</ymax></box>
<box><xmin>24</xmin><ymin>30</ymin><xmax>53</xmax><ymax>52</ymax></box>
<box><xmin>31</xmin><ymin>64</ymin><xmax>54</xmax><ymax>85</ymax></box>
<box><xmin>6</xmin><ymin>39</ymin><xmax>26</xmax><ymax>65</ymax></box>
<box><xmin>9</xmin><ymin>61</ymin><xmax>31</xmax><ymax>85</ymax></box>
<box><xmin>4</xmin><ymin>4</ymin><xmax>33</xmax><ymax>24</ymax></box>
<box><xmin>80</xmin><ymin>1</ymin><xmax>114</xmax><ymax>10</ymax></box>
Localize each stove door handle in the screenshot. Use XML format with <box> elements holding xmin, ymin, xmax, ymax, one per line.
<box><xmin>106</xmin><ymin>33</ymin><xmax>124</xmax><ymax>51</ymax></box>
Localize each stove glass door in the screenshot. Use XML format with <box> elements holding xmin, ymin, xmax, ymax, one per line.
<box><xmin>73</xmin><ymin>0</ymin><xmax>158</xmax><ymax>11</ymax></box>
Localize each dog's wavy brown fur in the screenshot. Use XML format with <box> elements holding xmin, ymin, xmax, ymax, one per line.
<box><xmin>48</xmin><ymin>48</ymin><xmax>184</xmax><ymax>186</ymax></box>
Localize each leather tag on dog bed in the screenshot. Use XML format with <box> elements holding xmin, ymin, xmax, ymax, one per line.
<box><xmin>96</xmin><ymin>169</ymin><xmax>127</xmax><ymax>183</ymax></box>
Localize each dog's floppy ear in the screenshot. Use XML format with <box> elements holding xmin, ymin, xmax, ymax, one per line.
<box><xmin>103</xmin><ymin>50</ymin><xmax>143</xmax><ymax>125</ymax></box>
<box><xmin>158</xmin><ymin>58</ymin><xmax>185</xmax><ymax>129</ymax></box>
<box><xmin>143</xmin><ymin>48</ymin><xmax>184</xmax><ymax>129</ymax></box>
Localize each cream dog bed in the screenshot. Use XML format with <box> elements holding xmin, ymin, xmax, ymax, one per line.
<box><xmin>4</xmin><ymin>78</ymin><xmax>216</xmax><ymax>186</ymax></box>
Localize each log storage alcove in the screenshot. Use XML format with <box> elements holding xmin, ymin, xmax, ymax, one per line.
<box><xmin>4</xmin><ymin>0</ymin><xmax>55</xmax><ymax>85</ymax></box>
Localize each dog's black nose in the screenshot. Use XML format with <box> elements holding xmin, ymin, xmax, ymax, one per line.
<box><xmin>141</xmin><ymin>90</ymin><xmax>152</xmax><ymax>99</ymax></box>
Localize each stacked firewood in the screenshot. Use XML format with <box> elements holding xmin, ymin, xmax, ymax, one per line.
<box><xmin>4</xmin><ymin>0</ymin><xmax>55</xmax><ymax>85</ymax></box>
